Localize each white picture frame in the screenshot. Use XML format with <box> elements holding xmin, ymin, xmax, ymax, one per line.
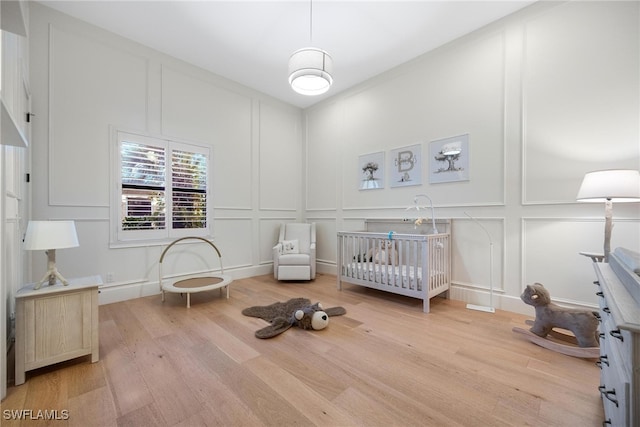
<box><xmin>390</xmin><ymin>143</ymin><xmax>422</xmax><ymax>187</ymax></box>
<box><xmin>429</xmin><ymin>134</ymin><xmax>469</xmax><ymax>184</ymax></box>
<box><xmin>359</xmin><ymin>151</ymin><xmax>385</xmax><ymax>190</ymax></box>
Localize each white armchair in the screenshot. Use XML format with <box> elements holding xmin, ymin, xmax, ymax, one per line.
<box><xmin>273</xmin><ymin>223</ymin><xmax>316</xmax><ymax>281</ymax></box>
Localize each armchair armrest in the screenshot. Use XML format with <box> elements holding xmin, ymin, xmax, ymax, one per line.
<box><xmin>273</xmin><ymin>243</ymin><xmax>282</xmax><ymax>277</ymax></box>
<box><xmin>310</xmin><ymin>242</ymin><xmax>316</xmax><ymax>279</ymax></box>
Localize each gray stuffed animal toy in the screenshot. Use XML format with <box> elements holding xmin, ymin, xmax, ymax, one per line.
<box><xmin>520</xmin><ymin>283</ymin><xmax>599</xmax><ymax>348</ymax></box>
<box><xmin>242</xmin><ymin>297</ymin><xmax>346</xmax><ymax>339</ymax></box>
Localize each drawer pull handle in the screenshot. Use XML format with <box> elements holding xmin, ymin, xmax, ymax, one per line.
<box><xmin>602</xmin><ymin>307</ymin><xmax>610</xmax><ymax>314</ymax></box>
<box><xmin>598</xmin><ymin>386</ymin><xmax>618</xmax><ymax>407</ymax></box>
<box><xmin>596</xmin><ymin>355</ymin><xmax>609</xmax><ymax>368</ymax></box>
<box><xmin>603</xmin><ymin>419</ymin><xmax>611</xmax><ymax>426</ymax></box>
<box><xmin>609</xmin><ymin>329</ymin><xmax>624</xmax><ymax>342</ymax></box>
<box><xmin>599</xmin><ymin>333</ymin><xmax>605</xmax><ymax>339</ymax></box>
<box><xmin>596</xmin><ymin>291</ymin><xmax>604</xmax><ymax>298</ymax></box>
<box><xmin>594</xmin><ymin>280</ymin><xmax>600</xmax><ymax>286</ymax></box>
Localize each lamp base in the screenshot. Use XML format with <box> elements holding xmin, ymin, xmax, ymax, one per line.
<box><xmin>603</xmin><ymin>199</ymin><xmax>613</xmax><ymax>263</ymax></box>
<box><xmin>34</xmin><ymin>249</ymin><xmax>70</xmax><ymax>290</ymax></box>
<box><xmin>466</xmin><ymin>303</ymin><xmax>495</xmax><ymax>313</ymax></box>
<box><xmin>34</xmin><ymin>269</ymin><xmax>70</xmax><ymax>290</ymax></box>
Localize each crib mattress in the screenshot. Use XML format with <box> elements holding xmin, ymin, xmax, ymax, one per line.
<box><xmin>343</xmin><ymin>262</ymin><xmax>445</xmax><ymax>291</ymax></box>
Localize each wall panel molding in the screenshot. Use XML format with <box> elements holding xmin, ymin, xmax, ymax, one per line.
<box><xmin>161</xmin><ymin>65</ymin><xmax>253</xmax><ymax>211</ymax></box>
<box><xmin>521</xmin><ymin>217</ymin><xmax>639</xmax><ymax>306</ymax></box>
<box><xmin>521</xmin><ymin>1</ymin><xmax>640</xmax><ymax>205</ymax></box>
<box><xmin>48</xmin><ymin>24</ymin><xmax>149</xmax><ymax>207</ymax></box>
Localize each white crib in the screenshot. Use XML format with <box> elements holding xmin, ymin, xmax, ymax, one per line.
<box><xmin>337</xmin><ymin>230</ymin><xmax>450</xmax><ymax>313</ymax></box>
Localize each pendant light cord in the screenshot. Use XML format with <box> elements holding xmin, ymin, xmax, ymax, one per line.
<box><xmin>309</xmin><ymin>0</ymin><xmax>313</xmax><ymax>44</ymax></box>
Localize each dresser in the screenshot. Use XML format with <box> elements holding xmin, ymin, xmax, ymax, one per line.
<box><xmin>14</xmin><ymin>275</ymin><xmax>102</xmax><ymax>385</ymax></box>
<box><xmin>592</xmin><ymin>248</ymin><xmax>640</xmax><ymax>427</ymax></box>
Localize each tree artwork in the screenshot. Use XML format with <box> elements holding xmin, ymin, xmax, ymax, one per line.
<box><xmin>362</xmin><ymin>161</ymin><xmax>379</xmax><ymax>181</ymax></box>
<box><xmin>433</xmin><ymin>150</ymin><xmax>463</xmax><ymax>173</ymax></box>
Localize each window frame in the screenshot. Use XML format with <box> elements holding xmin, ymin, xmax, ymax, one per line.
<box><xmin>111</xmin><ymin>130</ymin><xmax>213</xmax><ymax>246</ymax></box>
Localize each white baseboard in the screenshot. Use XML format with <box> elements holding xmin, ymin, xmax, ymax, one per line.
<box><xmin>97</xmin><ymin>262</ymin><xmax>594</xmax><ymax>318</ymax></box>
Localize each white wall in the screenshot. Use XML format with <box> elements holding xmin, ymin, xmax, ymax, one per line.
<box><xmin>24</xmin><ymin>1</ymin><xmax>640</xmax><ymax>316</ymax></box>
<box><xmin>304</xmin><ymin>1</ymin><xmax>640</xmax><ymax>314</ymax></box>
<box><xmin>27</xmin><ymin>2</ymin><xmax>303</xmax><ymax>304</ymax></box>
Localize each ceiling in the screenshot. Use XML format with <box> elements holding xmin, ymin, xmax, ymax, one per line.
<box><xmin>37</xmin><ymin>1</ymin><xmax>537</xmax><ymax>109</ymax></box>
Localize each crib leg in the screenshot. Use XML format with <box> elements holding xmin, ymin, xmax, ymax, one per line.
<box><xmin>187</xmin><ymin>293</ymin><xmax>191</xmax><ymax>308</ymax></box>
<box><xmin>423</xmin><ymin>298</ymin><xmax>430</xmax><ymax>313</ymax></box>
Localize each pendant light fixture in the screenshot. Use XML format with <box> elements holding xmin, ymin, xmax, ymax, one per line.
<box><xmin>288</xmin><ymin>0</ymin><xmax>333</xmax><ymax>96</ymax></box>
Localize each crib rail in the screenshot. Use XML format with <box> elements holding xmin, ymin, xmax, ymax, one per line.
<box><xmin>337</xmin><ymin>231</ymin><xmax>450</xmax><ymax>312</ymax></box>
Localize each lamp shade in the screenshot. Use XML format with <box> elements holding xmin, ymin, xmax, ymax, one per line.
<box><xmin>288</xmin><ymin>47</ymin><xmax>333</xmax><ymax>96</ymax></box>
<box><xmin>576</xmin><ymin>169</ymin><xmax>640</xmax><ymax>203</ymax></box>
<box><xmin>23</xmin><ymin>220</ymin><xmax>79</xmax><ymax>250</ymax></box>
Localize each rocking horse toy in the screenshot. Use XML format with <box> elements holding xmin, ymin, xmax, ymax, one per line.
<box><xmin>512</xmin><ymin>283</ymin><xmax>600</xmax><ymax>358</ymax></box>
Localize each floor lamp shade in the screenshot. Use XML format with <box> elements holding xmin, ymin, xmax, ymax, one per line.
<box><xmin>288</xmin><ymin>47</ymin><xmax>333</xmax><ymax>96</ymax></box>
<box><xmin>576</xmin><ymin>169</ymin><xmax>640</xmax><ymax>202</ymax></box>
<box><xmin>576</xmin><ymin>169</ymin><xmax>640</xmax><ymax>262</ymax></box>
<box><xmin>24</xmin><ymin>220</ymin><xmax>79</xmax><ymax>289</ymax></box>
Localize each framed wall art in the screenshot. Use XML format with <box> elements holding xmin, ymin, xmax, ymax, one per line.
<box><xmin>429</xmin><ymin>134</ymin><xmax>469</xmax><ymax>184</ymax></box>
<box><xmin>358</xmin><ymin>151</ymin><xmax>385</xmax><ymax>190</ymax></box>
<box><xmin>390</xmin><ymin>143</ymin><xmax>422</xmax><ymax>187</ymax></box>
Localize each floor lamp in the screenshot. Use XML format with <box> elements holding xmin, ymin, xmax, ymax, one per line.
<box><xmin>23</xmin><ymin>220</ymin><xmax>79</xmax><ymax>289</ymax></box>
<box><xmin>577</xmin><ymin>170</ymin><xmax>640</xmax><ymax>263</ymax></box>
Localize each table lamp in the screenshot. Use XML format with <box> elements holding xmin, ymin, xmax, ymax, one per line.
<box><xmin>576</xmin><ymin>169</ymin><xmax>640</xmax><ymax>262</ymax></box>
<box><xmin>23</xmin><ymin>220</ymin><xmax>79</xmax><ymax>289</ymax></box>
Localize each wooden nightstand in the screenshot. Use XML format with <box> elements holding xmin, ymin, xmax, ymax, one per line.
<box><xmin>14</xmin><ymin>275</ymin><xmax>102</xmax><ymax>385</ymax></box>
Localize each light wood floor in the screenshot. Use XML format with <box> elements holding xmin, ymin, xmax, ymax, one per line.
<box><xmin>2</xmin><ymin>273</ymin><xmax>604</xmax><ymax>426</ymax></box>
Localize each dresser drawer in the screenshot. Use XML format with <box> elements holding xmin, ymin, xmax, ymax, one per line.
<box><xmin>598</xmin><ymin>292</ymin><xmax>633</xmax><ymax>374</ymax></box>
<box><xmin>593</xmin><ymin>254</ymin><xmax>640</xmax><ymax>427</ymax></box>
<box><xmin>599</xmin><ymin>350</ymin><xmax>629</xmax><ymax>427</ymax></box>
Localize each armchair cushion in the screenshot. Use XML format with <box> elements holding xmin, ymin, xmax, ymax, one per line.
<box><xmin>278</xmin><ymin>253</ymin><xmax>310</xmax><ymax>265</ymax></box>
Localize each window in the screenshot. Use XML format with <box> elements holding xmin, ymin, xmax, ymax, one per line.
<box><xmin>114</xmin><ymin>131</ymin><xmax>211</xmax><ymax>243</ymax></box>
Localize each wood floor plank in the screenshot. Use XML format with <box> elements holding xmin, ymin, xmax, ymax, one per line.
<box><xmin>192</xmin><ymin>340</ymin><xmax>314</xmax><ymax>426</ymax></box>
<box><xmin>244</xmin><ymin>355</ymin><xmax>355</xmax><ymax>426</ymax></box>
<box><xmin>155</xmin><ymin>333</ymin><xmax>266</xmax><ymax>426</ymax></box>
<box><xmin>67</xmin><ymin>385</ymin><xmax>117</xmax><ymax>427</ymax></box>
<box><xmin>60</xmin><ymin>357</ymin><xmax>107</xmax><ymax>399</ymax></box>
<box><xmin>115</xmin><ymin>402</ymin><xmax>166</xmax><ymax>427</ymax></box>
<box><xmin>99</xmin><ymin>318</ymin><xmax>154</xmax><ymax>417</ymax></box>
<box><xmin>127</xmin><ymin>336</ymin><xmax>203</xmax><ymax>425</ymax></box>
<box><xmin>3</xmin><ymin>273</ymin><xmax>604</xmax><ymax>426</ymax></box>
